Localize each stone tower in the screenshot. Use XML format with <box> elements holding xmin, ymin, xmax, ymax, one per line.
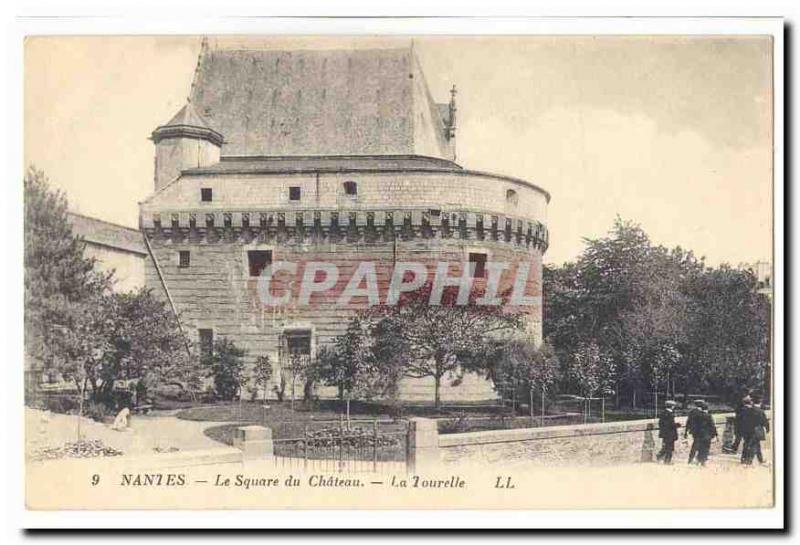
<box><xmin>141</xmin><ymin>42</ymin><xmax>549</xmax><ymax>402</ymax></box>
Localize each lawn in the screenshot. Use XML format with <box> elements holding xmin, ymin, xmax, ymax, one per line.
<box><xmin>177</xmin><ymin>400</ymin><xmax>408</xmax><ymax>461</ymax></box>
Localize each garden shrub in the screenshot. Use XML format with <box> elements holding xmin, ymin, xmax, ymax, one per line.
<box><xmin>206</xmin><ymin>338</ymin><xmax>247</xmax><ymax>401</ymax></box>
<box><xmin>85</xmin><ymin>400</ymin><xmax>110</xmax><ymax>421</ymax></box>
<box><xmin>42</xmin><ymin>395</ymin><xmax>79</xmax><ymax>414</ymax></box>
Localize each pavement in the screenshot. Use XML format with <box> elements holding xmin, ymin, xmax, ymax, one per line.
<box><xmin>25</xmin><ymin>407</ymin><xmax>225</xmax><ymax>458</ymax></box>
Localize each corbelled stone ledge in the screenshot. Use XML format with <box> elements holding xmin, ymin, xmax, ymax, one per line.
<box><xmin>141</xmin><ymin>207</ymin><xmax>549</xmax><ymax>252</ymax></box>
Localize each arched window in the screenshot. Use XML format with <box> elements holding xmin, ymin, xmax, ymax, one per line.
<box><xmin>506</xmin><ymin>189</ymin><xmax>519</xmax><ymax>205</ymax></box>
<box><xmin>344</xmin><ymin>181</ymin><xmax>358</xmax><ymax>196</ymax></box>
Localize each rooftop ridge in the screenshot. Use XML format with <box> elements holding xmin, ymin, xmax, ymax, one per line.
<box><xmin>67</xmin><ymin>211</ymin><xmax>140</xmax><ymax>234</ymax></box>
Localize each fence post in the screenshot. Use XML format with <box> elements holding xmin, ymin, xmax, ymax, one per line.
<box><xmin>373</xmin><ymin>418</ymin><xmax>378</xmax><ymax>470</ymax></box>
<box><xmin>640</xmin><ymin>423</ymin><xmax>655</xmax><ymax>463</ymax></box>
<box><xmin>303</xmin><ymin>424</ymin><xmax>308</xmax><ymax>470</ymax></box>
<box><xmin>339</xmin><ymin>415</ymin><xmax>344</xmax><ymax>470</ymax></box>
<box><xmin>541</xmin><ymin>386</ymin><xmax>545</xmax><ymax>427</ymax></box>
<box><xmin>407</xmin><ymin>417</ymin><xmax>440</xmax><ymax>473</ymax></box>
<box><xmin>529</xmin><ymin>387</ymin><xmax>534</xmax><ymax>427</ymax></box>
<box><xmin>233</xmin><ymin>425</ymin><xmax>273</xmax><ymax>461</ymax></box>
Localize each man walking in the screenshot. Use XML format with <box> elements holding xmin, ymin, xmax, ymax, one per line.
<box><xmin>694</xmin><ymin>400</ymin><xmax>718</xmax><ymax>466</ymax></box>
<box><xmin>684</xmin><ymin>399</ymin><xmax>704</xmax><ymax>464</ymax></box>
<box><xmin>723</xmin><ymin>396</ymin><xmax>747</xmax><ymax>454</ymax></box>
<box><xmin>656</xmin><ymin>400</ymin><xmax>681</xmax><ymax>464</ymax></box>
<box><xmin>738</xmin><ymin>397</ymin><xmax>770</xmax><ymax>465</ymax></box>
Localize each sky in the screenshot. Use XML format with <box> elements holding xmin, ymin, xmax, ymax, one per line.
<box><xmin>24</xmin><ymin>35</ymin><xmax>773</xmax><ymax>266</ymax></box>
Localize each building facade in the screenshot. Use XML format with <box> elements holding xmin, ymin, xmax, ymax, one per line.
<box><xmin>68</xmin><ymin>212</ymin><xmax>147</xmax><ymax>292</ymax></box>
<box><xmin>140</xmin><ymin>43</ymin><xmax>550</xmax><ymax>402</ymax></box>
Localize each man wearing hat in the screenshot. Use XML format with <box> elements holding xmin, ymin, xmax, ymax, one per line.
<box><xmin>693</xmin><ymin>399</ymin><xmax>719</xmax><ymax>466</ymax></box>
<box><xmin>656</xmin><ymin>400</ymin><xmax>681</xmax><ymax>464</ymax></box>
<box><xmin>724</xmin><ymin>395</ymin><xmax>749</xmax><ymax>454</ymax></box>
<box><xmin>684</xmin><ymin>399</ymin><xmax>705</xmax><ymax>464</ymax></box>
<box><xmin>722</xmin><ymin>395</ymin><xmax>753</xmax><ymax>454</ymax></box>
<box><xmin>738</xmin><ymin>396</ymin><xmax>770</xmax><ymax>465</ymax></box>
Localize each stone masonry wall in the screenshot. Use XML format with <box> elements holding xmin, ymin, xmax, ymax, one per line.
<box><xmin>143</xmin><ymin>170</ymin><xmax>548</xmax><ymax>223</ymax></box>
<box><xmin>438</xmin><ymin>414</ymin><xmax>736</xmax><ymax>467</ymax></box>
<box><xmin>145</xmin><ymin>233</ymin><xmax>543</xmax><ymax>402</ymax></box>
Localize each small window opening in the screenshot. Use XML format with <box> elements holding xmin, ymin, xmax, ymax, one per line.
<box><xmin>286</xmin><ymin>330</ymin><xmax>312</xmax><ymax>356</ymax></box>
<box><xmin>178</xmin><ymin>251</ymin><xmax>190</xmax><ymax>268</ymax></box>
<box><xmin>506</xmin><ymin>189</ymin><xmax>518</xmax><ymax>205</ymax></box>
<box><xmin>469</xmin><ymin>252</ymin><xmax>488</xmax><ymax>279</ymax></box>
<box><xmin>201</xmin><ymin>188</ymin><xmax>213</xmax><ymax>202</ymax></box>
<box><xmin>289</xmin><ymin>186</ymin><xmax>301</xmax><ymax>201</ymax></box>
<box><xmin>248</xmin><ymin>250</ymin><xmax>272</xmax><ymax>277</ymax></box>
<box><xmin>344</xmin><ymin>181</ymin><xmax>358</xmax><ymax>196</ymax></box>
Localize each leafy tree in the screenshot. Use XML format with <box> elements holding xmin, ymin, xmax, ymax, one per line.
<box><xmin>91</xmin><ymin>288</ymin><xmax>194</xmax><ymax>405</ymax></box>
<box><xmin>310</xmin><ymin>318</ymin><xmax>404</xmax><ymax>406</ymax></box>
<box><xmin>24</xmin><ymin>167</ymin><xmax>112</xmax><ymax>374</ymax></box>
<box><xmin>495</xmin><ymin>339</ymin><xmax>559</xmax><ymax>413</ymax></box>
<box><xmin>206</xmin><ymin>337</ymin><xmax>247</xmax><ymax>401</ymax></box>
<box><xmin>683</xmin><ymin>265</ymin><xmax>770</xmax><ymax>403</ymax></box>
<box><xmin>566</xmin><ymin>340</ymin><xmax>615</xmax><ymax>400</ymax></box>
<box><xmin>544</xmin><ymin>217</ymin><xmax>770</xmax><ymax>408</ymax></box>
<box><xmin>25</xmin><ymin>168</ymin><xmax>196</xmax><ymax>413</ymax></box>
<box><xmin>367</xmin><ymin>282</ymin><xmax>524</xmax><ymax>407</ymax></box>
<box><xmin>250</xmin><ymin>355</ymin><xmax>273</xmax><ymax>403</ymax></box>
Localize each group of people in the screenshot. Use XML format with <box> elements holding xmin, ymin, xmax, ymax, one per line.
<box><xmin>655</xmin><ymin>396</ymin><xmax>769</xmax><ymax>467</ymax></box>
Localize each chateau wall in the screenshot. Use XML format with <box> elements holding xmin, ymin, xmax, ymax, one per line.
<box><xmin>143</xmin><ymin>170</ymin><xmax>548</xmax><ymax>223</ymax></box>
<box><xmin>144</xmin><ymin>234</ymin><xmax>543</xmax><ymax>402</ymax></box>
<box><xmin>83</xmin><ymin>244</ymin><xmax>146</xmax><ymax>293</ymax></box>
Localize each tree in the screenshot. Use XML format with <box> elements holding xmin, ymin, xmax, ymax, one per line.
<box><xmin>310</xmin><ymin>317</ymin><xmax>405</xmax><ymax>409</ymax></box>
<box><xmin>367</xmin><ymin>282</ymin><xmax>524</xmax><ymax>407</ymax></box>
<box><xmin>683</xmin><ymin>265</ymin><xmax>770</xmax><ymax>404</ymax></box>
<box><xmin>250</xmin><ymin>355</ymin><xmax>273</xmax><ymax>403</ymax></box>
<box><xmin>495</xmin><ymin>339</ymin><xmax>559</xmax><ymax>415</ymax></box>
<box><xmin>24</xmin><ymin>167</ymin><xmax>112</xmax><ymax>375</ymax></box>
<box><xmin>206</xmin><ymin>337</ymin><xmax>248</xmax><ymax>401</ymax></box>
<box><xmin>566</xmin><ymin>340</ymin><xmax>616</xmax><ymax>421</ymax></box>
<box><xmin>567</xmin><ymin>341</ymin><xmax>615</xmax><ymax>399</ymax></box>
<box><xmin>544</xmin><ymin>217</ymin><xmax>770</xmax><ymax>409</ymax></box>
<box><xmin>25</xmin><ymin>167</ymin><xmax>197</xmax><ymax>413</ymax></box>
<box><xmin>91</xmin><ymin>288</ymin><xmax>195</xmax><ymax>406</ymax></box>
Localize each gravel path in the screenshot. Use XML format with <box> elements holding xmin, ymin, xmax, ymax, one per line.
<box><xmin>26</xmin><ymin>408</ymin><xmax>224</xmax><ymax>458</ymax></box>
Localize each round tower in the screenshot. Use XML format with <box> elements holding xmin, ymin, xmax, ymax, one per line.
<box><xmin>151</xmin><ymin>100</ymin><xmax>223</xmax><ymax>192</ymax></box>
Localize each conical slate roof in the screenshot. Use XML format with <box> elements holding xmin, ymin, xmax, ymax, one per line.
<box><xmin>164</xmin><ymin>100</ymin><xmax>215</xmax><ymax>129</ymax></box>
<box><xmin>152</xmin><ymin>100</ymin><xmax>224</xmax><ymax>146</ymax></box>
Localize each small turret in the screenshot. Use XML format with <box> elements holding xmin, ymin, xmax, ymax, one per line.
<box><xmin>151</xmin><ymin>100</ymin><xmax>223</xmax><ymax>192</ymax></box>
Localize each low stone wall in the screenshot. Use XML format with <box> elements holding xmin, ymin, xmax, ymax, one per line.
<box><xmin>437</xmin><ymin>414</ymin><xmax>735</xmax><ymax>467</ymax></box>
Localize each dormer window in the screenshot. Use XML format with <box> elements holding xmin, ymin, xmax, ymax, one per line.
<box><xmin>344</xmin><ymin>181</ymin><xmax>358</xmax><ymax>196</ymax></box>
<box><xmin>289</xmin><ymin>186</ymin><xmax>301</xmax><ymax>201</ymax></box>
<box><xmin>201</xmin><ymin>188</ymin><xmax>213</xmax><ymax>202</ymax></box>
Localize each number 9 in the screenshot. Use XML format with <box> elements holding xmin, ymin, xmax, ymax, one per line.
<box><xmin>91</xmin><ymin>474</ymin><xmax>100</xmax><ymax>486</ymax></box>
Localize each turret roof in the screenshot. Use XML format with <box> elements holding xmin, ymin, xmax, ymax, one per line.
<box><xmin>152</xmin><ymin>100</ymin><xmax>224</xmax><ymax>146</ymax></box>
